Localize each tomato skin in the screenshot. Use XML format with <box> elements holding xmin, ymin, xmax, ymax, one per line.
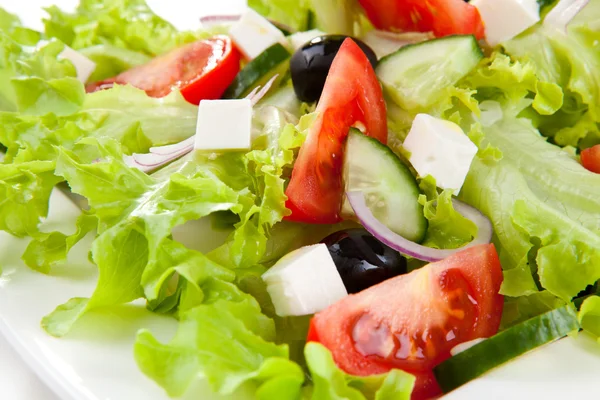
<box><xmin>307</xmin><ymin>244</ymin><xmax>503</xmax><ymax>399</ymax></box>
<box><xmin>86</xmin><ymin>36</ymin><xmax>240</xmax><ymax>105</ymax></box>
<box><xmin>581</xmin><ymin>145</ymin><xmax>600</xmax><ymax>174</ymax></box>
<box><xmin>284</xmin><ymin>38</ymin><xmax>387</xmax><ymax>224</ymax></box>
<box><xmin>357</xmin><ymin>0</ymin><xmax>485</xmax><ymax>39</ymax></box>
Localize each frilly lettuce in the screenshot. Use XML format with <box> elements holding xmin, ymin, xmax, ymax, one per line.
<box><xmin>417</xmin><ymin>176</ymin><xmax>478</xmax><ymax>250</ymax></box>
<box><xmin>579</xmin><ymin>296</ymin><xmax>600</xmax><ymax>340</ymax></box>
<box><xmin>43</xmin><ymin>0</ymin><xmax>199</xmax><ymax>57</ymax></box>
<box><xmin>502</xmin><ymin>0</ymin><xmax>600</xmax><ymax>149</ymax></box>
<box><xmin>0</xmin><ymin>33</ymin><xmax>82</xmax><ymax>113</ymax></box>
<box><xmin>249</xmin><ymin>0</ymin><xmax>313</xmax><ymax>32</ymax></box>
<box><xmin>0</xmin><ymin>84</ymin><xmax>197</xmax><ymax>242</ymax></box>
<box><xmin>461</xmin><ymin>116</ymin><xmax>600</xmax><ymax>301</ymax></box>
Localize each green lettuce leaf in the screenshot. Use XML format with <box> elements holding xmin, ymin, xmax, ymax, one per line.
<box><xmin>463</xmin><ymin>53</ymin><xmax>563</xmax><ymax>118</ymax></box>
<box><xmin>0</xmin><ymin>160</ymin><xmax>61</xmax><ymax>237</ymax></box>
<box><xmin>135</xmin><ymin>294</ymin><xmax>304</xmax><ymax>398</ymax></box>
<box><xmin>0</xmin><ymin>33</ymin><xmax>83</xmax><ymax>113</ymax></box>
<box><xmin>0</xmin><ymin>8</ymin><xmax>21</xmax><ymax>33</ymax></box>
<box><xmin>502</xmin><ymin>0</ymin><xmax>600</xmax><ymax>149</ymax></box>
<box><xmin>249</xmin><ymin>0</ymin><xmax>313</xmax><ymax>32</ymax></box>
<box><xmin>0</xmin><ymin>109</ymin><xmax>87</xmax><ymax>238</ymax></box>
<box><xmin>43</xmin><ymin>0</ymin><xmax>199</xmax><ymax>58</ymax></box>
<box><xmin>305</xmin><ymin>342</ymin><xmax>415</xmax><ymax>400</ymax></box>
<box><xmin>0</xmin><ymin>81</ymin><xmax>197</xmax><ymax>240</ymax></box>
<box><xmin>22</xmin><ymin>213</ymin><xmax>97</xmax><ymax>273</ymax></box>
<box><xmin>579</xmin><ymin>296</ymin><xmax>600</xmax><ymax>340</ymax></box>
<box><xmin>460</xmin><ymin>117</ymin><xmax>600</xmax><ymax>301</ymax></box>
<box><xmin>417</xmin><ymin>176</ymin><xmax>478</xmax><ymax>250</ymax></box>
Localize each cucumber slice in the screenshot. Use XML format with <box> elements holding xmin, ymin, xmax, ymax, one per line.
<box><xmin>342</xmin><ymin>129</ymin><xmax>427</xmax><ymax>243</ymax></box>
<box><xmin>376</xmin><ymin>35</ymin><xmax>483</xmax><ymax>111</ymax></box>
<box><xmin>223</xmin><ymin>43</ymin><xmax>291</xmax><ymax>99</ymax></box>
<box><xmin>434</xmin><ymin>306</ymin><xmax>580</xmax><ymax>393</ymax></box>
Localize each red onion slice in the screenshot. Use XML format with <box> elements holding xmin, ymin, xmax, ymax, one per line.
<box><xmin>246</xmin><ymin>74</ymin><xmax>279</xmax><ymax>106</ymax></box>
<box><xmin>544</xmin><ymin>0</ymin><xmax>590</xmax><ymax>33</ymax></box>
<box><xmin>147</xmin><ymin>136</ymin><xmax>196</xmax><ymax>156</ymax></box>
<box><xmin>125</xmin><ymin>139</ymin><xmax>194</xmax><ymax>172</ymax></box>
<box><xmin>346</xmin><ymin>191</ymin><xmax>493</xmax><ymax>262</ymax></box>
<box><xmin>199</xmin><ymin>14</ymin><xmax>241</xmax><ymax>28</ymax></box>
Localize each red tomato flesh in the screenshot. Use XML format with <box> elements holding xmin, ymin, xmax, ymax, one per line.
<box><xmin>581</xmin><ymin>145</ymin><xmax>600</xmax><ymax>174</ymax></box>
<box><xmin>307</xmin><ymin>244</ymin><xmax>504</xmax><ymax>399</ymax></box>
<box><xmin>86</xmin><ymin>36</ymin><xmax>240</xmax><ymax>105</ymax></box>
<box><xmin>357</xmin><ymin>0</ymin><xmax>485</xmax><ymax>39</ymax></box>
<box><xmin>284</xmin><ymin>38</ymin><xmax>387</xmax><ymax>224</ymax></box>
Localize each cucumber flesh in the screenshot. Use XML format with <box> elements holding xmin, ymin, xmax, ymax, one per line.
<box><xmin>434</xmin><ymin>306</ymin><xmax>580</xmax><ymax>393</ymax></box>
<box><xmin>376</xmin><ymin>35</ymin><xmax>483</xmax><ymax>111</ymax></box>
<box><xmin>342</xmin><ymin>129</ymin><xmax>427</xmax><ymax>243</ymax></box>
<box><xmin>224</xmin><ymin>43</ymin><xmax>291</xmax><ymax>99</ymax></box>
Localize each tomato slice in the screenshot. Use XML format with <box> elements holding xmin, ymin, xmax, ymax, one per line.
<box><xmin>307</xmin><ymin>244</ymin><xmax>504</xmax><ymax>399</ymax></box>
<box><xmin>284</xmin><ymin>38</ymin><xmax>387</xmax><ymax>224</ymax></box>
<box><xmin>581</xmin><ymin>145</ymin><xmax>600</xmax><ymax>174</ymax></box>
<box><xmin>357</xmin><ymin>0</ymin><xmax>485</xmax><ymax>39</ymax></box>
<box><xmin>86</xmin><ymin>36</ymin><xmax>240</xmax><ymax>105</ymax></box>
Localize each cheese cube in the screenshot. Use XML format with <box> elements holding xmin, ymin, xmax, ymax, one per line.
<box><xmin>471</xmin><ymin>0</ymin><xmax>540</xmax><ymax>46</ymax></box>
<box><xmin>229</xmin><ymin>8</ymin><xmax>287</xmax><ymax>59</ymax></box>
<box><xmin>403</xmin><ymin>114</ymin><xmax>478</xmax><ymax>193</ymax></box>
<box><xmin>262</xmin><ymin>244</ymin><xmax>348</xmax><ymax>317</ymax></box>
<box><xmin>288</xmin><ymin>29</ymin><xmax>325</xmax><ymax>50</ymax></box>
<box><xmin>59</xmin><ymin>46</ymin><xmax>96</xmax><ymax>83</ymax></box>
<box><xmin>194</xmin><ymin>99</ymin><xmax>252</xmax><ymax>151</ymax></box>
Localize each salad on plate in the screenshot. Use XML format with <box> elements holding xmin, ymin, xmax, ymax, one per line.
<box><xmin>0</xmin><ymin>0</ymin><xmax>600</xmax><ymax>399</ymax></box>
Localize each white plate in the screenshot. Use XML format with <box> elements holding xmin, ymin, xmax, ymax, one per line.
<box><xmin>1</xmin><ymin>1</ymin><xmax>600</xmax><ymax>400</ymax></box>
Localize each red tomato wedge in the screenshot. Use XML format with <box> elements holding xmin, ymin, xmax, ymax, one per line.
<box><xmin>86</xmin><ymin>36</ymin><xmax>240</xmax><ymax>105</ymax></box>
<box><xmin>357</xmin><ymin>0</ymin><xmax>485</xmax><ymax>39</ymax></box>
<box><xmin>307</xmin><ymin>244</ymin><xmax>504</xmax><ymax>399</ymax></box>
<box><xmin>581</xmin><ymin>145</ymin><xmax>600</xmax><ymax>174</ymax></box>
<box><xmin>284</xmin><ymin>38</ymin><xmax>387</xmax><ymax>224</ymax></box>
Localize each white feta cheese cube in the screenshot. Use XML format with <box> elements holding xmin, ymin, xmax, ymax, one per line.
<box><xmin>59</xmin><ymin>46</ymin><xmax>96</xmax><ymax>84</ymax></box>
<box><xmin>288</xmin><ymin>29</ymin><xmax>325</xmax><ymax>50</ymax></box>
<box><xmin>403</xmin><ymin>114</ymin><xmax>478</xmax><ymax>193</ymax></box>
<box><xmin>194</xmin><ymin>99</ymin><xmax>252</xmax><ymax>151</ymax></box>
<box><xmin>262</xmin><ymin>244</ymin><xmax>348</xmax><ymax>317</ymax></box>
<box><xmin>472</xmin><ymin>0</ymin><xmax>540</xmax><ymax>46</ymax></box>
<box><xmin>229</xmin><ymin>8</ymin><xmax>287</xmax><ymax>59</ymax></box>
